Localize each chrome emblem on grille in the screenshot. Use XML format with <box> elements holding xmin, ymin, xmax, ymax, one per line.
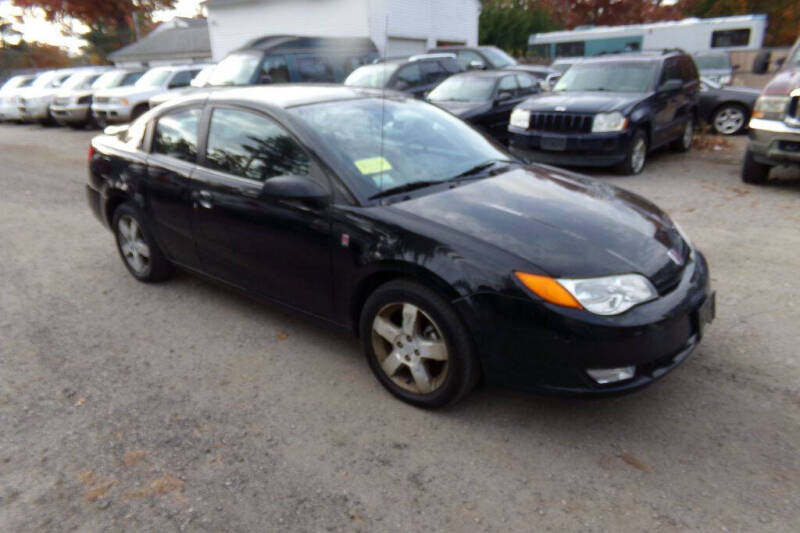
<box><xmin>667</xmin><ymin>248</ymin><xmax>684</xmax><ymax>266</ymax></box>
<box><xmin>555</xmin><ymin>106</ymin><xmax>567</xmax><ymax>112</ymax></box>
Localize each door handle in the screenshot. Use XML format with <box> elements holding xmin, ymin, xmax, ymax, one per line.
<box><xmin>194</xmin><ymin>190</ymin><xmax>213</xmax><ymax>209</ymax></box>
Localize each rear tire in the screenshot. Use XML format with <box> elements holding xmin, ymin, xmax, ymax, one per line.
<box><xmin>671</xmin><ymin>117</ymin><xmax>694</xmax><ymax>152</ymax></box>
<box><xmin>741</xmin><ymin>150</ymin><xmax>771</xmax><ymax>184</ymax></box>
<box><xmin>112</xmin><ymin>203</ymin><xmax>172</xmax><ymax>282</ymax></box>
<box><xmin>616</xmin><ymin>129</ymin><xmax>648</xmax><ymax>175</ymax></box>
<box><xmin>711</xmin><ymin>104</ymin><xmax>747</xmax><ymax>135</ymax></box>
<box><xmin>359</xmin><ymin>280</ymin><xmax>479</xmax><ymax>408</ymax></box>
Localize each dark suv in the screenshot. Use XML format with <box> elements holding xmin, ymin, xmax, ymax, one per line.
<box><xmin>427</xmin><ymin>45</ymin><xmax>518</xmax><ymax>71</ymax></box>
<box><xmin>741</xmin><ymin>37</ymin><xmax>800</xmax><ymax>184</ymax></box>
<box><xmin>507</xmin><ymin>50</ymin><xmax>700</xmax><ymax>174</ymax></box>
<box><xmin>344</xmin><ymin>54</ymin><xmax>463</xmax><ymax>98</ymax></box>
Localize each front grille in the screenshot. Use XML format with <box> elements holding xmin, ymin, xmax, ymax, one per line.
<box><xmin>94</xmin><ymin>96</ymin><xmax>110</xmax><ymax>105</ymax></box>
<box><xmin>529</xmin><ymin>112</ymin><xmax>593</xmax><ymax>133</ymax></box>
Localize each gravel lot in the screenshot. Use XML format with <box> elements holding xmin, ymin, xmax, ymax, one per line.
<box><xmin>1</xmin><ymin>122</ymin><xmax>799</xmax><ymax>532</ymax></box>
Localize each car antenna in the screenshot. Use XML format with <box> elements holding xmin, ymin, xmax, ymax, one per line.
<box><xmin>379</xmin><ymin>15</ymin><xmax>388</xmax><ymax>197</ymax></box>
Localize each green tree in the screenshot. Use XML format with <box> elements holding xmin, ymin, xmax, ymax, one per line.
<box><xmin>479</xmin><ymin>1</ymin><xmax>558</xmax><ymax>57</ymax></box>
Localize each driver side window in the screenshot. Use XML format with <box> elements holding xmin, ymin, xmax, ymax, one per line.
<box><xmin>203</xmin><ymin>108</ymin><xmax>310</xmax><ymax>182</ymax></box>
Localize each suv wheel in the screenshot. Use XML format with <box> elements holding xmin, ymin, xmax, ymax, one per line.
<box><xmin>617</xmin><ymin>129</ymin><xmax>648</xmax><ymax>175</ymax></box>
<box><xmin>712</xmin><ymin>104</ymin><xmax>747</xmax><ymax>135</ymax></box>
<box><xmin>672</xmin><ymin>117</ymin><xmax>694</xmax><ymax>152</ymax></box>
<box><xmin>359</xmin><ymin>280</ymin><xmax>479</xmax><ymax>408</ymax></box>
<box><xmin>112</xmin><ymin>204</ymin><xmax>172</xmax><ymax>282</ymax></box>
<box><xmin>741</xmin><ymin>150</ymin><xmax>771</xmax><ymax>184</ymax></box>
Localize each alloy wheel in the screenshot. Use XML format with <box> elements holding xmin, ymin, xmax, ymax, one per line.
<box><xmin>631</xmin><ymin>137</ymin><xmax>647</xmax><ymax>173</ymax></box>
<box><xmin>713</xmin><ymin>106</ymin><xmax>745</xmax><ymax>135</ymax></box>
<box><xmin>371</xmin><ymin>302</ymin><xmax>449</xmax><ymax>394</ymax></box>
<box><xmin>117</xmin><ymin>215</ymin><xmax>151</xmax><ymax>275</ymax></box>
<box><xmin>682</xmin><ymin>119</ymin><xmax>694</xmax><ymax>149</ymax></box>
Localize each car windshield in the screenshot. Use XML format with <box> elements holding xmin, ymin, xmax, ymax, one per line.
<box><xmin>427</xmin><ymin>76</ymin><xmax>496</xmax><ymax>102</ymax></box>
<box><xmin>554</xmin><ymin>62</ymin><xmax>656</xmax><ymax>93</ymax></box>
<box><xmin>700</xmin><ymin>77</ymin><xmax>721</xmax><ymax>90</ymax></box>
<box><xmin>61</xmin><ymin>72</ymin><xmax>98</xmax><ymax>90</ymax></box>
<box><xmin>694</xmin><ymin>54</ymin><xmax>731</xmax><ymax>70</ymax></box>
<box><xmin>551</xmin><ymin>61</ymin><xmax>574</xmax><ymax>74</ymax></box>
<box><xmin>344</xmin><ymin>64</ymin><xmax>398</xmax><ymax>88</ymax></box>
<box><xmin>31</xmin><ymin>71</ymin><xmax>64</xmax><ymax>88</ymax></box>
<box><xmin>291</xmin><ymin>97</ymin><xmax>510</xmax><ymax>199</ymax></box>
<box><xmin>481</xmin><ymin>47</ymin><xmax>517</xmax><ymax>68</ymax></box>
<box><xmin>190</xmin><ymin>65</ymin><xmax>216</xmax><ymax>87</ymax></box>
<box><xmin>135</xmin><ymin>69</ymin><xmax>172</xmax><ymax>88</ymax></box>
<box><xmin>1</xmin><ymin>76</ymin><xmax>30</xmax><ymax>91</ymax></box>
<box><xmin>92</xmin><ymin>71</ymin><xmax>126</xmax><ymax>89</ymax></box>
<box><xmin>207</xmin><ymin>53</ymin><xmax>260</xmax><ymax>86</ymax></box>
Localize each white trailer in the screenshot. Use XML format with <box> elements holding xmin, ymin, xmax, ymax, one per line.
<box><xmin>528</xmin><ymin>15</ymin><xmax>767</xmax><ymax>60</ymax></box>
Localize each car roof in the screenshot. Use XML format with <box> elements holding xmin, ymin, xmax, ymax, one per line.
<box><xmin>564</xmin><ymin>52</ymin><xmax>673</xmax><ymax>65</ymax></box>
<box><xmin>446</xmin><ymin>70</ymin><xmax>518</xmax><ymax>80</ymax></box>
<box><xmin>202</xmin><ymin>84</ymin><xmax>391</xmax><ymax>109</ymax></box>
<box><xmin>237</xmin><ymin>35</ymin><xmax>377</xmax><ymax>54</ymax></box>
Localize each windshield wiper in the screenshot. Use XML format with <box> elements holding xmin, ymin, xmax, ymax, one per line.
<box><xmin>449</xmin><ymin>159</ymin><xmax>515</xmax><ymax>181</ymax></box>
<box><xmin>368</xmin><ymin>180</ymin><xmax>443</xmax><ymax>201</ymax></box>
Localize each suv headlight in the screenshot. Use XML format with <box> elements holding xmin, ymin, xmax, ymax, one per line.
<box><xmin>752</xmin><ymin>96</ymin><xmax>789</xmax><ymax>120</ymax></box>
<box><xmin>510</xmin><ymin>108</ymin><xmax>530</xmax><ymax>129</ymax></box>
<box><xmin>592</xmin><ymin>112</ymin><xmax>628</xmax><ymax>133</ymax></box>
<box><xmin>111</xmin><ymin>97</ymin><xmax>130</xmax><ymax>106</ymax></box>
<box><xmin>515</xmin><ymin>272</ymin><xmax>657</xmax><ymax>316</ymax></box>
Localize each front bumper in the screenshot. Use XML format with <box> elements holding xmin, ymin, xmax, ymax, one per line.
<box><xmin>51</xmin><ymin>103</ymin><xmax>91</xmax><ymax>124</ymax></box>
<box><xmin>747</xmin><ymin>118</ymin><xmax>800</xmax><ymax>166</ymax></box>
<box><xmin>91</xmin><ymin>103</ymin><xmax>133</xmax><ymax>124</ymax></box>
<box><xmin>508</xmin><ymin>127</ymin><xmax>632</xmax><ymax>167</ymax></box>
<box><xmin>18</xmin><ymin>99</ymin><xmax>51</xmax><ymax>120</ymax></box>
<box><xmin>0</xmin><ymin>101</ymin><xmax>23</xmax><ymax>121</ymax></box>
<box><xmin>455</xmin><ymin>251</ymin><xmax>714</xmax><ymax>395</ymax></box>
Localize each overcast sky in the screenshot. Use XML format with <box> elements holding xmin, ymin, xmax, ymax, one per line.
<box><xmin>0</xmin><ymin>0</ymin><xmax>204</xmax><ymax>54</ymax></box>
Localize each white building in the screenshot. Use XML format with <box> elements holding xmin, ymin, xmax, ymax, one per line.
<box><xmin>204</xmin><ymin>0</ymin><xmax>480</xmax><ymax>61</ymax></box>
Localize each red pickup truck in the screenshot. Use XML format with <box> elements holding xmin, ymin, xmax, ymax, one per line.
<box><xmin>742</xmin><ymin>38</ymin><xmax>800</xmax><ymax>183</ymax></box>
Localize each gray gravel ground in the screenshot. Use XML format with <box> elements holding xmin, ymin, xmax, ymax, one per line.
<box><xmin>1</xmin><ymin>123</ymin><xmax>799</xmax><ymax>532</ymax></box>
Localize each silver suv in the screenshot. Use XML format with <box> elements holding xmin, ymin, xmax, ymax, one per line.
<box><xmin>51</xmin><ymin>69</ymin><xmax>145</xmax><ymax>128</ymax></box>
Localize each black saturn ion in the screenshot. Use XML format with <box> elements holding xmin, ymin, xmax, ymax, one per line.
<box><xmin>87</xmin><ymin>85</ymin><xmax>715</xmax><ymax>407</ymax></box>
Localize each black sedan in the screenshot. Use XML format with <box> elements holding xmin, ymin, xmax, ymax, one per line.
<box><xmin>426</xmin><ymin>70</ymin><xmax>541</xmax><ymax>144</ymax></box>
<box><xmin>87</xmin><ymin>85</ymin><xmax>715</xmax><ymax>407</ymax></box>
<box><xmin>698</xmin><ymin>77</ymin><xmax>760</xmax><ymax>135</ymax></box>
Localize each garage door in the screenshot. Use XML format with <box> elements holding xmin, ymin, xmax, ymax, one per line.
<box><xmin>385</xmin><ymin>37</ymin><xmax>427</xmax><ymax>57</ymax></box>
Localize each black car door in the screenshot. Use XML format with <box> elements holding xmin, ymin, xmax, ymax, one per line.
<box><xmin>190</xmin><ymin>105</ymin><xmax>334</xmax><ymax>318</ymax></box>
<box><xmin>653</xmin><ymin>58</ymin><xmax>681</xmax><ymax>146</ymax></box>
<box><xmin>481</xmin><ymin>74</ymin><xmax>521</xmax><ymax>143</ymax></box>
<box><xmin>144</xmin><ymin>106</ymin><xmax>202</xmax><ymax>267</ymax></box>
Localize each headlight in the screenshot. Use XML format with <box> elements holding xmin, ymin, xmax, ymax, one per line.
<box><xmin>515</xmin><ymin>272</ymin><xmax>657</xmax><ymax>316</ymax></box>
<box><xmin>719</xmin><ymin>75</ymin><xmax>732</xmax><ymax>85</ymax></box>
<box><xmin>111</xmin><ymin>97</ymin><xmax>129</xmax><ymax>106</ymax></box>
<box><xmin>510</xmin><ymin>108</ymin><xmax>530</xmax><ymax>129</ymax></box>
<box><xmin>752</xmin><ymin>96</ymin><xmax>789</xmax><ymax>120</ymax></box>
<box><xmin>592</xmin><ymin>112</ymin><xmax>628</xmax><ymax>133</ymax></box>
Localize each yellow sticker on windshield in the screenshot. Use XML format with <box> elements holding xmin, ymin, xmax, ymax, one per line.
<box><xmin>355</xmin><ymin>156</ymin><xmax>392</xmax><ymax>175</ymax></box>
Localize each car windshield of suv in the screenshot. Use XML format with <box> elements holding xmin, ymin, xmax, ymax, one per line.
<box><xmin>92</xmin><ymin>71</ymin><xmax>125</xmax><ymax>89</ymax></box>
<box><xmin>427</xmin><ymin>76</ymin><xmax>496</xmax><ymax>102</ymax></box>
<box><xmin>1</xmin><ymin>76</ymin><xmax>30</xmax><ymax>91</ymax></box>
<box><xmin>344</xmin><ymin>64</ymin><xmax>399</xmax><ymax>88</ymax></box>
<box><xmin>694</xmin><ymin>54</ymin><xmax>731</xmax><ymax>70</ymax></box>
<box><xmin>291</xmin><ymin>98</ymin><xmax>510</xmax><ymax>199</ymax></box>
<box><xmin>190</xmin><ymin>65</ymin><xmax>216</xmax><ymax>87</ymax></box>
<box><xmin>31</xmin><ymin>71</ymin><xmax>63</xmax><ymax>89</ymax></box>
<box><xmin>61</xmin><ymin>72</ymin><xmax>98</xmax><ymax>90</ymax></box>
<box><xmin>207</xmin><ymin>53</ymin><xmax>260</xmax><ymax>86</ymax></box>
<box><xmin>481</xmin><ymin>47</ymin><xmax>516</xmax><ymax>68</ymax></box>
<box><xmin>554</xmin><ymin>62</ymin><xmax>656</xmax><ymax>93</ymax></box>
<box><xmin>135</xmin><ymin>69</ymin><xmax>172</xmax><ymax>88</ymax></box>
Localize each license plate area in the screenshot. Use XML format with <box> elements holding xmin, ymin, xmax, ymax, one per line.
<box><xmin>541</xmin><ymin>135</ymin><xmax>567</xmax><ymax>151</ymax></box>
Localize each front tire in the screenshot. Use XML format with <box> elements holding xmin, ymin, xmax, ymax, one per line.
<box><xmin>616</xmin><ymin>129</ymin><xmax>648</xmax><ymax>175</ymax></box>
<box><xmin>112</xmin><ymin>204</ymin><xmax>172</xmax><ymax>282</ymax></box>
<box><xmin>741</xmin><ymin>150</ymin><xmax>771</xmax><ymax>184</ymax></box>
<box><xmin>359</xmin><ymin>280</ymin><xmax>479</xmax><ymax>408</ymax></box>
<box><xmin>712</xmin><ymin>104</ymin><xmax>747</xmax><ymax>135</ymax></box>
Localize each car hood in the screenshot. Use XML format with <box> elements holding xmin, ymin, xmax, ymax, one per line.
<box><xmin>22</xmin><ymin>88</ymin><xmax>60</xmax><ymax>100</ymax></box>
<box><xmin>519</xmin><ymin>92</ymin><xmax>644</xmax><ymax>113</ymax></box>
<box><xmin>150</xmin><ymin>86</ymin><xmax>203</xmax><ymax>105</ymax></box>
<box><xmin>762</xmin><ymin>69</ymin><xmax>800</xmax><ymax>96</ymax></box>
<box><xmin>54</xmin><ymin>88</ymin><xmax>93</xmax><ymax>99</ymax></box>
<box><xmin>431</xmin><ymin>100</ymin><xmax>491</xmax><ymax>117</ymax></box>
<box><xmin>388</xmin><ymin>166</ymin><xmax>687</xmax><ymax>282</ymax></box>
<box><xmin>95</xmin><ymin>85</ymin><xmax>157</xmax><ymax>99</ymax></box>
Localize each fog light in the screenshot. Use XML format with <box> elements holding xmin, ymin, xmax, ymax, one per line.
<box><xmin>587</xmin><ymin>366</ymin><xmax>635</xmax><ymax>384</ymax></box>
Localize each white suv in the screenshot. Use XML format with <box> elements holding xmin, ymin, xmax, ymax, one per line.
<box><xmin>92</xmin><ymin>65</ymin><xmax>202</xmax><ymax>125</ymax></box>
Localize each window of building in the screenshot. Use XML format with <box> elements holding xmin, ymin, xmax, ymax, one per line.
<box><xmin>555</xmin><ymin>41</ymin><xmax>585</xmax><ymax>57</ymax></box>
<box><xmin>711</xmin><ymin>29</ymin><xmax>751</xmax><ymax>48</ymax></box>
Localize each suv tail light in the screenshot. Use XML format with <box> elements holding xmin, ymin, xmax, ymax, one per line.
<box><xmin>88</xmin><ymin>144</ymin><xmax>96</xmax><ymax>162</ymax></box>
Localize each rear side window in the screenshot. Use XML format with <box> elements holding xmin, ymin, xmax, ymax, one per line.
<box><xmin>296</xmin><ymin>57</ymin><xmax>335</xmax><ymax>82</ymax></box>
<box><xmin>393</xmin><ymin>63</ymin><xmax>422</xmax><ymax>88</ymax></box>
<box><xmin>659</xmin><ymin>59</ymin><xmax>681</xmax><ymax>84</ymax></box>
<box><xmin>152</xmin><ymin>108</ymin><xmax>201</xmax><ymax>162</ymax></box>
<box><xmin>204</xmin><ymin>108</ymin><xmax>311</xmax><ymax>182</ymax></box>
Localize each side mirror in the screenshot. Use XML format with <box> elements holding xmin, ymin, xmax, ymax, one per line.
<box><xmin>469</xmin><ymin>60</ymin><xmax>486</xmax><ymax>70</ymax></box>
<box><xmin>659</xmin><ymin>79</ymin><xmax>683</xmax><ymax>92</ymax></box>
<box><xmin>545</xmin><ymin>73</ymin><xmax>561</xmax><ymax>89</ymax></box>
<box><xmin>495</xmin><ymin>91</ymin><xmax>513</xmax><ymax>104</ymax></box>
<box><xmin>260</xmin><ymin>175</ymin><xmax>329</xmax><ymax>206</ymax></box>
